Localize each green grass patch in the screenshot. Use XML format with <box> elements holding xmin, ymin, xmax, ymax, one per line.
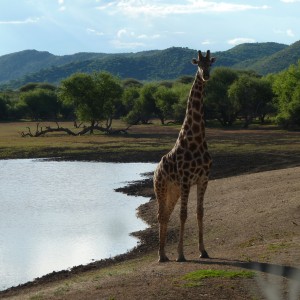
<box><xmin>267</xmin><ymin>242</ymin><xmax>291</xmax><ymax>252</ymax></box>
<box><xmin>181</xmin><ymin>269</ymin><xmax>255</xmax><ymax>287</ymax></box>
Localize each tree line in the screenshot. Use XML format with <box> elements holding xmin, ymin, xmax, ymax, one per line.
<box><xmin>1</xmin><ymin>61</ymin><xmax>300</xmax><ymax>131</ymax></box>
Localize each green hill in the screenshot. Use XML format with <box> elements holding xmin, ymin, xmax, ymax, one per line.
<box><xmin>250</xmin><ymin>40</ymin><xmax>300</xmax><ymax>74</ymax></box>
<box><xmin>1</xmin><ymin>41</ymin><xmax>300</xmax><ymax>90</ymax></box>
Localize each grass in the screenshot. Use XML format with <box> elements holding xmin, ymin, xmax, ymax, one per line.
<box><xmin>0</xmin><ymin>121</ymin><xmax>173</xmax><ymax>161</ymax></box>
<box><xmin>181</xmin><ymin>269</ymin><xmax>255</xmax><ymax>287</ymax></box>
<box><xmin>1</xmin><ymin>120</ymin><xmax>300</xmax><ymax>166</ymax></box>
<box><xmin>267</xmin><ymin>242</ymin><xmax>291</xmax><ymax>252</ymax></box>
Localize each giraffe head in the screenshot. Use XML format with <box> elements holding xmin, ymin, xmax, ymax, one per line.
<box><xmin>192</xmin><ymin>50</ymin><xmax>216</xmax><ymax>81</ymax></box>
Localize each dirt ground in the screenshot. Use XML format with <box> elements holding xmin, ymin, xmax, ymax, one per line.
<box><xmin>1</xmin><ymin>125</ymin><xmax>300</xmax><ymax>299</ymax></box>
<box><xmin>1</xmin><ymin>165</ymin><xmax>299</xmax><ymax>300</ymax></box>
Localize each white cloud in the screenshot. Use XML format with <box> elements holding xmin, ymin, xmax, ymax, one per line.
<box><xmin>117</xmin><ymin>28</ymin><xmax>128</xmax><ymax>38</ymax></box>
<box><xmin>96</xmin><ymin>0</ymin><xmax>269</xmax><ymax>17</ymax></box>
<box><xmin>87</xmin><ymin>28</ymin><xmax>104</xmax><ymax>36</ymax></box>
<box><xmin>111</xmin><ymin>39</ymin><xmax>145</xmax><ymax>49</ymax></box>
<box><xmin>58</xmin><ymin>0</ymin><xmax>66</xmax><ymax>11</ymax></box>
<box><xmin>113</xmin><ymin>27</ymin><xmax>159</xmax><ymax>49</ymax></box>
<box><xmin>228</xmin><ymin>37</ymin><xmax>256</xmax><ymax>46</ymax></box>
<box><xmin>274</xmin><ymin>28</ymin><xmax>296</xmax><ymax>38</ymax></box>
<box><xmin>286</xmin><ymin>29</ymin><xmax>295</xmax><ymax>37</ymax></box>
<box><xmin>0</xmin><ymin>17</ymin><xmax>40</xmax><ymax>25</ymax></box>
<box><xmin>137</xmin><ymin>33</ymin><xmax>160</xmax><ymax>39</ymax></box>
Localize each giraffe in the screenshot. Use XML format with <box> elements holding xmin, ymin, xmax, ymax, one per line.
<box><xmin>153</xmin><ymin>50</ymin><xmax>216</xmax><ymax>262</ymax></box>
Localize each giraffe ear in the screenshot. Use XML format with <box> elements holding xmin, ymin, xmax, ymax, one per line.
<box><xmin>192</xmin><ymin>58</ymin><xmax>198</xmax><ymax>65</ymax></box>
<box><xmin>211</xmin><ymin>57</ymin><xmax>217</xmax><ymax>64</ymax></box>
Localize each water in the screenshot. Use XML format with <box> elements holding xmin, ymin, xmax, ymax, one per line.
<box><xmin>0</xmin><ymin>159</ymin><xmax>156</xmax><ymax>291</ymax></box>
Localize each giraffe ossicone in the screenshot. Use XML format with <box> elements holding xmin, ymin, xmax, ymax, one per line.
<box><xmin>154</xmin><ymin>50</ymin><xmax>216</xmax><ymax>262</ymax></box>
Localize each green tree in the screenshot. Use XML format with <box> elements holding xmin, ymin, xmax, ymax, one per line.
<box><xmin>0</xmin><ymin>96</ymin><xmax>8</xmax><ymax>120</ymax></box>
<box><xmin>124</xmin><ymin>83</ymin><xmax>157</xmax><ymax>125</ymax></box>
<box><xmin>20</xmin><ymin>88</ymin><xmax>60</xmax><ymax>120</ymax></box>
<box><xmin>19</xmin><ymin>82</ymin><xmax>56</xmax><ymax>92</ymax></box>
<box><xmin>122</xmin><ymin>87</ymin><xmax>140</xmax><ymax>115</ymax></box>
<box><xmin>59</xmin><ymin>72</ymin><xmax>123</xmax><ymax>131</ymax></box>
<box><xmin>172</xmin><ymin>83</ymin><xmax>190</xmax><ymax>123</ymax></box>
<box><xmin>122</xmin><ymin>78</ymin><xmax>143</xmax><ymax>88</ymax></box>
<box><xmin>204</xmin><ymin>67</ymin><xmax>239</xmax><ymax>126</ymax></box>
<box><xmin>272</xmin><ymin>61</ymin><xmax>300</xmax><ymax>128</ymax></box>
<box><xmin>154</xmin><ymin>86</ymin><xmax>179</xmax><ymax>124</ymax></box>
<box><xmin>228</xmin><ymin>75</ymin><xmax>273</xmax><ymax>127</ymax></box>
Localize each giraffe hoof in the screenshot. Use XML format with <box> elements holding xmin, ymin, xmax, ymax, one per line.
<box><xmin>176</xmin><ymin>256</ymin><xmax>187</xmax><ymax>262</ymax></box>
<box><xmin>200</xmin><ymin>250</ymin><xmax>209</xmax><ymax>259</ymax></box>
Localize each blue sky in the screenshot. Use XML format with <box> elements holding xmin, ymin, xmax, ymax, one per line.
<box><xmin>0</xmin><ymin>0</ymin><xmax>299</xmax><ymax>56</ymax></box>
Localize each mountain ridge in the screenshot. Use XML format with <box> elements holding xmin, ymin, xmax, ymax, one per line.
<box><xmin>1</xmin><ymin>41</ymin><xmax>299</xmax><ymax>90</ymax></box>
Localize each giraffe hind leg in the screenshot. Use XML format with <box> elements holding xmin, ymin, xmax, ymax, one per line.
<box><xmin>157</xmin><ymin>183</ymin><xmax>180</xmax><ymax>262</ymax></box>
<box><xmin>197</xmin><ymin>179</ymin><xmax>209</xmax><ymax>259</ymax></box>
<box><xmin>177</xmin><ymin>185</ymin><xmax>189</xmax><ymax>262</ymax></box>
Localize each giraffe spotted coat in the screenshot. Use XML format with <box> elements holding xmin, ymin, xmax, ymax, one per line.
<box><xmin>154</xmin><ymin>50</ymin><xmax>216</xmax><ymax>262</ymax></box>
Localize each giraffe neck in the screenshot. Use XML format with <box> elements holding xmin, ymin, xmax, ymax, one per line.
<box><xmin>179</xmin><ymin>70</ymin><xmax>206</xmax><ymax>143</ymax></box>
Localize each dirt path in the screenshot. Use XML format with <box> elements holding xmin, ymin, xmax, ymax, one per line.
<box><xmin>1</xmin><ymin>166</ymin><xmax>299</xmax><ymax>299</ymax></box>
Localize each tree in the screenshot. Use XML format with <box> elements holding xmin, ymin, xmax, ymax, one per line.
<box><xmin>0</xmin><ymin>96</ymin><xmax>8</xmax><ymax>120</ymax></box>
<box><xmin>122</xmin><ymin>78</ymin><xmax>143</xmax><ymax>88</ymax></box>
<box><xmin>228</xmin><ymin>74</ymin><xmax>273</xmax><ymax>128</ymax></box>
<box><xmin>20</xmin><ymin>88</ymin><xmax>60</xmax><ymax>120</ymax></box>
<box><xmin>254</xmin><ymin>78</ymin><xmax>275</xmax><ymax>123</ymax></box>
<box><xmin>124</xmin><ymin>83</ymin><xmax>157</xmax><ymax>125</ymax></box>
<box><xmin>272</xmin><ymin>61</ymin><xmax>300</xmax><ymax>128</ymax></box>
<box><xmin>172</xmin><ymin>83</ymin><xmax>190</xmax><ymax>123</ymax></box>
<box><xmin>59</xmin><ymin>72</ymin><xmax>123</xmax><ymax>131</ymax></box>
<box><xmin>154</xmin><ymin>86</ymin><xmax>179</xmax><ymax>124</ymax></box>
<box><xmin>122</xmin><ymin>87</ymin><xmax>140</xmax><ymax>116</ymax></box>
<box><xmin>204</xmin><ymin>67</ymin><xmax>239</xmax><ymax>126</ymax></box>
<box><xmin>19</xmin><ymin>82</ymin><xmax>57</xmax><ymax>92</ymax></box>
<box><xmin>176</xmin><ymin>75</ymin><xmax>194</xmax><ymax>84</ymax></box>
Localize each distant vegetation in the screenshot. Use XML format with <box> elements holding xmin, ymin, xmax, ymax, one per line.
<box><xmin>1</xmin><ymin>41</ymin><xmax>300</xmax><ymax>89</ymax></box>
<box><xmin>1</xmin><ymin>41</ymin><xmax>300</xmax><ymax>129</ymax></box>
<box><xmin>1</xmin><ymin>58</ymin><xmax>300</xmax><ymax>130</ymax></box>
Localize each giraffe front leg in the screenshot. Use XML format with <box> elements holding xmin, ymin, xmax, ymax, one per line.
<box><xmin>158</xmin><ymin>222</ymin><xmax>169</xmax><ymax>262</ymax></box>
<box><xmin>197</xmin><ymin>180</ymin><xmax>209</xmax><ymax>259</ymax></box>
<box><xmin>157</xmin><ymin>193</ymin><xmax>170</xmax><ymax>262</ymax></box>
<box><xmin>177</xmin><ymin>186</ymin><xmax>189</xmax><ymax>262</ymax></box>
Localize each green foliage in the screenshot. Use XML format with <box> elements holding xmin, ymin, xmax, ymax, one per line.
<box><xmin>1</xmin><ymin>59</ymin><xmax>299</xmax><ymax>129</ymax></box>
<box><xmin>228</xmin><ymin>74</ymin><xmax>274</xmax><ymax>127</ymax></box>
<box><xmin>20</xmin><ymin>88</ymin><xmax>60</xmax><ymax>120</ymax></box>
<box><xmin>176</xmin><ymin>75</ymin><xmax>194</xmax><ymax>84</ymax></box>
<box><xmin>124</xmin><ymin>83</ymin><xmax>158</xmax><ymax>125</ymax></box>
<box><xmin>205</xmin><ymin>67</ymin><xmax>239</xmax><ymax>126</ymax></box>
<box><xmin>59</xmin><ymin>72</ymin><xmax>123</xmax><ymax>127</ymax></box>
<box><xmin>2</xmin><ymin>42</ymin><xmax>297</xmax><ymax>90</ymax></box>
<box><xmin>272</xmin><ymin>60</ymin><xmax>300</xmax><ymax>127</ymax></box>
<box><xmin>0</xmin><ymin>96</ymin><xmax>8</xmax><ymax>119</ymax></box>
<box><xmin>216</xmin><ymin>42</ymin><xmax>287</xmax><ymax>70</ymax></box>
<box><xmin>122</xmin><ymin>78</ymin><xmax>143</xmax><ymax>88</ymax></box>
<box><xmin>19</xmin><ymin>82</ymin><xmax>56</xmax><ymax>92</ymax></box>
<box><xmin>122</xmin><ymin>87</ymin><xmax>140</xmax><ymax>114</ymax></box>
<box><xmin>250</xmin><ymin>40</ymin><xmax>300</xmax><ymax>75</ymax></box>
<box><xmin>171</xmin><ymin>83</ymin><xmax>190</xmax><ymax>123</ymax></box>
<box><xmin>154</xmin><ymin>86</ymin><xmax>179</xmax><ymax>124</ymax></box>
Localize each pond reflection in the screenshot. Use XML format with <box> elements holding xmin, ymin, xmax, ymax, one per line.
<box><xmin>0</xmin><ymin>159</ymin><xmax>155</xmax><ymax>290</ymax></box>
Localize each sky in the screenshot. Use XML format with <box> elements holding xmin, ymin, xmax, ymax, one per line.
<box><xmin>0</xmin><ymin>0</ymin><xmax>299</xmax><ymax>56</ymax></box>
